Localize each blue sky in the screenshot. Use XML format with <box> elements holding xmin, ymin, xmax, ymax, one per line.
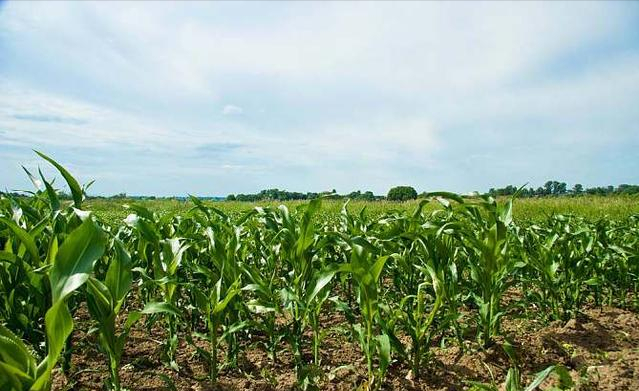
<box><xmin>1</xmin><ymin>1</ymin><xmax>638</xmax><ymax>196</ymax></box>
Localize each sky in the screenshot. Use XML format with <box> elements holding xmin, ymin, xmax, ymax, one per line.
<box><xmin>1</xmin><ymin>1</ymin><xmax>638</xmax><ymax>197</ymax></box>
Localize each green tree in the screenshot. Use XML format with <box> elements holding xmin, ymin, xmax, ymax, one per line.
<box><xmin>387</xmin><ymin>186</ymin><xmax>417</xmax><ymax>201</ymax></box>
<box><xmin>362</xmin><ymin>191</ymin><xmax>375</xmax><ymax>201</ymax></box>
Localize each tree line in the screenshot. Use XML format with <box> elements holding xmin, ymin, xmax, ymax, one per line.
<box><xmin>226</xmin><ymin>181</ymin><xmax>639</xmax><ymax>202</ymax></box>
<box><xmin>488</xmin><ymin>181</ymin><xmax>639</xmax><ymax>197</ymax></box>
<box><xmin>226</xmin><ymin>188</ymin><xmax>380</xmax><ymax>202</ymax></box>
<box><xmin>3</xmin><ymin>181</ymin><xmax>638</xmax><ymax>202</ymax></box>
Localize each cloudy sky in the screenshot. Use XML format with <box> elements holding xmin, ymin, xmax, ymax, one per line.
<box><xmin>1</xmin><ymin>1</ymin><xmax>638</xmax><ymax>196</ymax></box>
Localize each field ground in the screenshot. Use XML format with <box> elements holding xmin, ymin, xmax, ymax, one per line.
<box><xmin>53</xmin><ymin>297</ymin><xmax>639</xmax><ymax>391</ymax></box>
<box><xmin>65</xmin><ymin>195</ymin><xmax>639</xmax><ymax>391</ymax></box>
<box><xmin>87</xmin><ymin>195</ymin><xmax>639</xmax><ymax>227</ymax></box>
<box><xmin>4</xmin><ymin>191</ymin><xmax>638</xmax><ymax>391</ymax></box>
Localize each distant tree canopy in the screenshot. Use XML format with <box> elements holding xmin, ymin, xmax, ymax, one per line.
<box><xmin>225</xmin><ymin>188</ymin><xmax>380</xmax><ymax>202</ymax></box>
<box><xmin>227</xmin><ymin>189</ymin><xmax>319</xmax><ymax>202</ymax></box>
<box><xmin>488</xmin><ymin>181</ymin><xmax>639</xmax><ymax>197</ymax></box>
<box><xmin>387</xmin><ymin>186</ymin><xmax>418</xmax><ymax>201</ymax></box>
<box><xmin>346</xmin><ymin>190</ymin><xmax>376</xmax><ymax>201</ymax></box>
<box><xmin>10</xmin><ymin>180</ymin><xmax>635</xmax><ymax>202</ymax></box>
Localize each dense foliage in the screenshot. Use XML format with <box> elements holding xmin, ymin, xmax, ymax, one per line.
<box><xmin>386</xmin><ymin>186</ymin><xmax>418</xmax><ymax>201</ymax></box>
<box><xmin>1</xmin><ymin>153</ymin><xmax>638</xmax><ymax>391</ymax></box>
<box><xmin>226</xmin><ymin>189</ymin><xmax>380</xmax><ymax>202</ymax></box>
<box><xmin>489</xmin><ymin>181</ymin><xmax>639</xmax><ymax>197</ymax></box>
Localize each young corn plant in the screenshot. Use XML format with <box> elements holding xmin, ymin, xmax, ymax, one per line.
<box><xmin>125</xmin><ymin>208</ymin><xmax>186</xmax><ymax>370</ymax></box>
<box><xmin>0</xmin><ymin>213</ymin><xmax>49</xmax><ymax>355</ymax></box>
<box><xmin>0</xmin><ymin>151</ymin><xmax>107</xmax><ymax>375</ymax></box>
<box><xmin>255</xmin><ymin>199</ymin><xmax>337</xmax><ymax>389</ymax></box>
<box><xmin>520</xmin><ymin>224</ymin><xmax>563</xmax><ymax>321</ymax></box>
<box><xmin>339</xmin><ymin>236</ymin><xmax>392</xmax><ymax>391</ymax></box>
<box><xmin>468</xmin><ymin>341</ymin><xmax>575</xmax><ymax>391</ymax></box>
<box><xmin>392</xmin><ymin>230</ymin><xmax>457</xmax><ymax>380</ymax></box>
<box><xmin>0</xmin><ymin>217</ymin><xmax>106</xmax><ymax>391</ymax></box>
<box><xmin>386</xmin><ymin>193</ymin><xmax>468</xmax><ymax>371</ymax></box>
<box><xmin>461</xmin><ymin>194</ymin><xmax>519</xmax><ymax>347</ymax></box>
<box><xmin>400</xmin><ymin>263</ymin><xmax>444</xmax><ymax>379</ymax></box>
<box><xmin>522</xmin><ymin>215</ymin><xmax>598</xmax><ymax>321</ymax></box>
<box><xmin>191</xmin><ymin>277</ymin><xmax>242</xmax><ymax>386</ymax></box>
<box><xmin>467</xmin><ymin>365</ymin><xmax>574</xmax><ymax>391</ymax></box>
<box><xmin>188</xmin><ymin>198</ymin><xmax>254</xmax><ymax>370</ymax></box>
<box><xmin>85</xmin><ymin>239</ymin><xmax>140</xmax><ymax>391</ymax></box>
<box><xmin>242</xmin><ymin>255</ymin><xmax>284</xmax><ymax>365</ymax></box>
<box><xmin>0</xmin><ymin>151</ymin><xmax>105</xmax><ymax>376</ymax></box>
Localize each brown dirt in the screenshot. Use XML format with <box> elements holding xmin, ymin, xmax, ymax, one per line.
<box><xmin>51</xmin><ymin>304</ymin><xmax>639</xmax><ymax>391</ymax></box>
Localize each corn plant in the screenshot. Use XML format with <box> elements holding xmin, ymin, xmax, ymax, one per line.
<box><xmin>0</xmin><ymin>217</ymin><xmax>106</xmax><ymax>390</ymax></box>
<box><xmin>467</xmin><ymin>365</ymin><xmax>574</xmax><ymax>391</ymax></box>
<box><xmin>522</xmin><ymin>215</ymin><xmax>598</xmax><ymax>321</ymax></box>
<box><xmin>125</xmin><ymin>208</ymin><xmax>186</xmax><ymax>370</ymax></box>
<box><xmin>188</xmin><ymin>198</ymin><xmax>253</xmax><ymax>371</ymax></box>
<box><xmin>338</xmin><ymin>236</ymin><xmax>391</xmax><ymax>391</ymax></box>
<box><xmin>85</xmin><ymin>239</ymin><xmax>139</xmax><ymax>391</ymax></box>
<box><xmin>460</xmin><ymin>194</ymin><xmax>518</xmax><ymax>347</ymax></box>
<box><xmin>253</xmin><ymin>199</ymin><xmax>337</xmax><ymax>388</ymax></box>
<box><xmin>1</xmin><ymin>151</ymin><xmax>105</xmax><ymax>377</ymax></box>
<box><xmin>0</xmin><ymin>213</ymin><xmax>49</xmax><ymax>354</ymax></box>
<box><xmin>389</xmin><ymin>231</ymin><xmax>457</xmax><ymax>379</ymax></box>
<box><xmin>191</xmin><ymin>277</ymin><xmax>241</xmax><ymax>386</ymax></box>
<box><xmin>242</xmin><ymin>253</ymin><xmax>284</xmax><ymax>364</ymax></box>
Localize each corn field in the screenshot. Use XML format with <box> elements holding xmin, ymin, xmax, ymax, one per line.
<box><xmin>1</xmin><ymin>153</ymin><xmax>638</xmax><ymax>391</ymax></box>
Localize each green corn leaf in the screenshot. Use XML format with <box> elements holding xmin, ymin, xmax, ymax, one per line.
<box><xmin>38</xmin><ymin>168</ymin><xmax>60</xmax><ymax>213</ymax></box>
<box><xmin>86</xmin><ymin>277</ymin><xmax>114</xmax><ymax>321</ymax></box>
<box><xmin>220</xmin><ymin>320</ymin><xmax>249</xmax><ymax>340</ymax></box>
<box><xmin>523</xmin><ymin>365</ymin><xmax>557</xmax><ymax>391</ymax></box>
<box><xmin>306</xmin><ymin>270</ymin><xmax>336</xmax><ymax>304</ymax></box>
<box><xmin>0</xmin><ymin>217</ymin><xmax>40</xmax><ymax>264</ymax></box>
<box><xmin>0</xmin><ymin>250</ymin><xmax>18</xmax><ymax>263</ymax></box>
<box><xmin>212</xmin><ymin>280</ymin><xmax>241</xmax><ymax>315</ymax></box>
<box><xmin>33</xmin><ymin>300</ymin><xmax>73</xmax><ymax>390</ymax></box>
<box><xmin>21</xmin><ymin>165</ymin><xmax>43</xmax><ymax>191</ymax></box>
<box><xmin>0</xmin><ymin>324</ymin><xmax>36</xmax><ymax>378</ymax></box>
<box><xmin>423</xmin><ymin>191</ymin><xmax>465</xmax><ymax>204</ymax></box>
<box><xmin>49</xmin><ymin>218</ymin><xmax>106</xmax><ymax>303</ymax></box>
<box><xmin>124</xmin><ymin>311</ymin><xmax>143</xmax><ymax>331</ymax></box>
<box><xmin>371</xmin><ymin>255</ymin><xmax>390</xmax><ymax>283</ymax></box>
<box><xmin>125</xmin><ymin>204</ymin><xmax>155</xmax><ymax>221</ymax></box>
<box><xmin>141</xmin><ymin>302</ymin><xmax>182</xmax><ymax>317</ymax></box>
<box><xmin>45</xmin><ymin>236</ymin><xmax>58</xmax><ymax>266</ymax></box>
<box><xmin>376</xmin><ymin>334</ymin><xmax>391</xmax><ymax>374</ymax></box>
<box><xmin>105</xmin><ymin>240</ymin><xmax>133</xmax><ymax>309</ymax></box>
<box><xmin>34</xmin><ymin>150</ymin><xmax>84</xmax><ymax>209</ymax></box>
<box><xmin>504</xmin><ymin>368</ymin><xmax>521</xmax><ymax>391</ymax></box>
<box><xmin>296</xmin><ymin>198</ymin><xmax>321</xmax><ymax>256</ymax></box>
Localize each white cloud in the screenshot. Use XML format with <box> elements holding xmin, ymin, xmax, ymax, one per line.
<box><xmin>2</xmin><ymin>2</ymin><xmax>630</xmax><ymax>101</ymax></box>
<box><xmin>0</xmin><ymin>1</ymin><xmax>637</xmax><ymax>194</ymax></box>
<box><xmin>0</xmin><ymin>81</ymin><xmax>176</xmax><ymax>150</ymax></box>
<box><xmin>222</xmin><ymin>105</ymin><xmax>243</xmax><ymax>115</ymax></box>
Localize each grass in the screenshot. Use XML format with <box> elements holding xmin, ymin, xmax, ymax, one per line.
<box><xmin>87</xmin><ymin>195</ymin><xmax>639</xmax><ymax>227</ymax></box>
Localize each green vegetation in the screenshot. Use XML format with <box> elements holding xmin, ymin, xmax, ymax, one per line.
<box><xmin>490</xmin><ymin>181</ymin><xmax>639</xmax><ymax>197</ymax></box>
<box><xmin>1</xmin><ymin>153</ymin><xmax>638</xmax><ymax>390</ymax></box>
<box><xmin>387</xmin><ymin>186</ymin><xmax>418</xmax><ymax>201</ymax></box>
<box><xmin>85</xmin><ymin>194</ymin><xmax>639</xmax><ymax>228</ymax></box>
